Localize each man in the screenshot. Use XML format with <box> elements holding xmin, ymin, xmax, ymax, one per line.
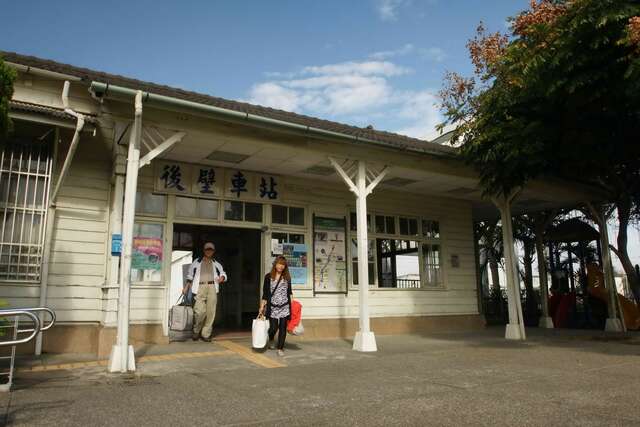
<box><xmin>183</xmin><ymin>242</ymin><xmax>227</xmax><ymax>341</ymax></box>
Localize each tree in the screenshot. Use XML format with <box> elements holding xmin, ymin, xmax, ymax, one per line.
<box><xmin>439</xmin><ymin>0</ymin><xmax>640</xmax><ymax>303</ymax></box>
<box><xmin>0</xmin><ymin>56</ymin><xmax>16</xmax><ymax>138</ymax></box>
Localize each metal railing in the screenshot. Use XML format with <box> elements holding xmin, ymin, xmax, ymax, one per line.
<box><xmin>0</xmin><ymin>307</ymin><xmax>56</xmax><ymax>392</ymax></box>
<box><xmin>396</xmin><ymin>279</ymin><xmax>421</xmax><ymax>289</ymax></box>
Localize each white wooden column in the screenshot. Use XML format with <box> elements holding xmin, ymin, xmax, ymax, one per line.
<box><xmin>535</xmin><ymin>214</ymin><xmax>554</xmax><ymax>329</ymax></box>
<box><xmin>493</xmin><ymin>194</ymin><xmax>526</xmax><ymax>340</ymax></box>
<box><xmin>108</xmin><ymin>91</ymin><xmax>143</xmax><ymax>373</ymax></box>
<box><xmin>588</xmin><ymin>204</ymin><xmax>624</xmax><ymax>332</ymax></box>
<box><xmin>329</xmin><ymin>158</ymin><xmax>388</xmax><ymax>352</ymax></box>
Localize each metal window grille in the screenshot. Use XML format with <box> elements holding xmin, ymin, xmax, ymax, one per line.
<box><xmin>0</xmin><ymin>139</ymin><xmax>53</xmax><ymax>282</ymax></box>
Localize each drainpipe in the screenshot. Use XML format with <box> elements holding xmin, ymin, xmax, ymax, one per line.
<box><xmin>35</xmin><ymin>81</ymin><xmax>86</xmax><ymax>355</ymax></box>
<box><xmin>88</xmin><ymin>82</ymin><xmax>453</xmax><ymax>159</ymax></box>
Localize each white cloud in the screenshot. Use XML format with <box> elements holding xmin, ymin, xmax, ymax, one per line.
<box><xmin>394</xmin><ymin>90</ymin><xmax>442</xmax><ymax>138</ymax></box>
<box><xmin>370</xmin><ymin>44</ymin><xmax>415</xmax><ymax>60</ymax></box>
<box><xmin>302</xmin><ymin>61</ymin><xmax>410</xmax><ymax>77</ymax></box>
<box><xmin>370</xmin><ymin>44</ymin><xmax>446</xmax><ymax>63</ymax></box>
<box><xmin>376</xmin><ymin>0</ymin><xmax>407</xmax><ymax>21</ymax></box>
<box><xmin>248</xmin><ymin>82</ymin><xmax>301</xmax><ymax>111</ymax></box>
<box><xmin>246</xmin><ymin>58</ymin><xmax>442</xmax><ymax>139</ymax></box>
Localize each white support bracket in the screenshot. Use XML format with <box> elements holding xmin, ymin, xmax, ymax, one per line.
<box><xmin>328</xmin><ymin>157</ymin><xmax>358</xmax><ymax>194</ymax></box>
<box><xmin>139</xmin><ymin>131</ymin><xmax>186</xmax><ymax>169</ymax></box>
<box><xmin>365</xmin><ymin>166</ymin><xmax>389</xmax><ymax>195</ymax></box>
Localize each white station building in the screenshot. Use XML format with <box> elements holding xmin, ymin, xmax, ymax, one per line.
<box><xmin>0</xmin><ymin>52</ymin><xmax>602</xmax><ymax>369</ymax></box>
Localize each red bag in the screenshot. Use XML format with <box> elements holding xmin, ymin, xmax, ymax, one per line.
<box><xmin>287</xmin><ymin>300</ymin><xmax>302</xmax><ymax>333</ymax></box>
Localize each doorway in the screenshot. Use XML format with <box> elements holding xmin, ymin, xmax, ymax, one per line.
<box><xmin>172</xmin><ymin>224</ymin><xmax>262</xmax><ymax>331</ymax></box>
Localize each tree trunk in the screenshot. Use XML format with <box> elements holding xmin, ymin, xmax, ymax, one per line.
<box><xmin>614</xmin><ymin>198</ymin><xmax>640</xmax><ymax>304</ymax></box>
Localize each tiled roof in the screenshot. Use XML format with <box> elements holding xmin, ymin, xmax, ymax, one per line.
<box><xmin>9</xmin><ymin>100</ymin><xmax>97</xmax><ymax>124</ymax></box>
<box><xmin>2</xmin><ymin>51</ymin><xmax>455</xmax><ymax>157</ymax></box>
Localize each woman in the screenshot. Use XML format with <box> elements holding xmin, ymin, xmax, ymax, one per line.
<box><xmin>259</xmin><ymin>256</ymin><xmax>292</xmax><ymax>356</ymax></box>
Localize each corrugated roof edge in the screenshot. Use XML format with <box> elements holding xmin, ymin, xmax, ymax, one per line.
<box><xmin>9</xmin><ymin>100</ymin><xmax>97</xmax><ymax>124</ymax></box>
<box><xmin>2</xmin><ymin>51</ymin><xmax>456</xmax><ymax>157</ymax></box>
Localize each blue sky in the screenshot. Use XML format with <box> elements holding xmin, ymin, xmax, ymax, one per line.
<box><xmin>2</xmin><ymin>0</ymin><xmax>526</xmax><ymax>139</ymax></box>
<box><xmin>3</xmin><ymin>1</ymin><xmax>640</xmax><ymax>271</ymax></box>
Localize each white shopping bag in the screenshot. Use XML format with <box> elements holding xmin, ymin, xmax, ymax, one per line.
<box><xmin>252</xmin><ymin>316</ymin><xmax>269</xmax><ymax>349</ymax></box>
<box><xmin>292</xmin><ymin>321</ymin><xmax>304</xmax><ymax>336</ymax></box>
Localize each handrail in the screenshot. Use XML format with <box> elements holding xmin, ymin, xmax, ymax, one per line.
<box><xmin>15</xmin><ymin>307</ymin><xmax>56</xmax><ymax>333</ymax></box>
<box><xmin>0</xmin><ymin>310</ymin><xmax>41</xmax><ymax>347</ymax></box>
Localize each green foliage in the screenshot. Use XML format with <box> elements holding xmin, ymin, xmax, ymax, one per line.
<box><xmin>441</xmin><ymin>0</ymin><xmax>640</xmax><ymax>199</ymax></box>
<box><xmin>0</xmin><ymin>55</ymin><xmax>16</xmax><ymax>139</ymax></box>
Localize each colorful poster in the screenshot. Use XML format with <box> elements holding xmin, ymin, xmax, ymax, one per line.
<box><xmin>283</xmin><ymin>243</ymin><xmax>308</xmax><ymax>285</ymax></box>
<box><xmin>313</xmin><ymin>217</ymin><xmax>348</xmax><ymax>293</ymax></box>
<box><xmin>270</xmin><ymin>243</ymin><xmax>307</xmax><ymax>285</ymax></box>
<box><xmin>132</xmin><ymin>236</ymin><xmax>163</xmax><ymax>271</ymax></box>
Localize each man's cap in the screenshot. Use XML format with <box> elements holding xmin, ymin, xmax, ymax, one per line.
<box><xmin>204</xmin><ymin>242</ymin><xmax>215</xmax><ymax>250</ymax></box>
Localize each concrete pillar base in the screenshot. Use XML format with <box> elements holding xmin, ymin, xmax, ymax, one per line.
<box><xmin>108</xmin><ymin>345</ymin><xmax>136</xmax><ymax>373</ymax></box>
<box><xmin>505</xmin><ymin>323</ymin><xmax>525</xmax><ymax>340</ymax></box>
<box><xmin>605</xmin><ymin>318</ymin><xmax>623</xmax><ymax>332</ymax></box>
<box><xmin>353</xmin><ymin>331</ymin><xmax>377</xmax><ymax>352</ymax></box>
<box><xmin>539</xmin><ymin>316</ymin><xmax>554</xmax><ymax>329</ymax></box>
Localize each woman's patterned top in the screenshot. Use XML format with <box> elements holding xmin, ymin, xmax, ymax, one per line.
<box><xmin>270</xmin><ymin>276</ymin><xmax>290</xmax><ymax>319</ymax></box>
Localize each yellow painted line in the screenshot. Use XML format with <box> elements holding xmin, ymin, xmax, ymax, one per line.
<box><xmin>217</xmin><ymin>340</ymin><xmax>285</xmax><ymax>369</ymax></box>
<box><xmin>18</xmin><ymin>350</ymin><xmax>233</xmax><ymax>373</ymax></box>
<box><xmin>137</xmin><ymin>350</ymin><xmax>232</xmax><ymax>363</ymax></box>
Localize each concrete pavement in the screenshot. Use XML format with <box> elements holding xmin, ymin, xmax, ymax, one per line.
<box><xmin>1</xmin><ymin>327</ymin><xmax>639</xmax><ymax>426</ymax></box>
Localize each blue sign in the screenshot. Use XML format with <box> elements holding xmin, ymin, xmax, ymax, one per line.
<box><xmin>111</xmin><ymin>234</ymin><xmax>122</xmax><ymax>256</ymax></box>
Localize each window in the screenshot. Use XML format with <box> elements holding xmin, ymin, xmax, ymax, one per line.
<box><xmin>175</xmin><ymin>196</ymin><xmax>218</xmax><ymax>219</ymax></box>
<box><xmin>399</xmin><ymin>217</ymin><xmax>418</xmax><ymax>236</ymax></box>
<box><xmin>351</xmin><ymin>238</ymin><xmax>375</xmax><ymax>286</ymax></box>
<box><xmin>272</xmin><ymin>232</ymin><xmax>305</xmax><ymax>244</ymax></box>
<box><xmin>423</xmin><ymin>243</ymin><xmax>442</xmax><ymax>287</ymax></box>
<box><xmin>0</xmin><ymin>139</ymin><xmax>53</xmax><ymax>282</ymax></box>
<box><xmin>376</xmin><ymin>239</ymin><xmax>420</xmax><ymax>288</ymax></box>
<box><xmin>131</xmin><ymin>222</ymin><xmax>164</xmax><ymax>283</ymax></box>
<box><xmin>349</xmin><ymin>212</ymin><xmax>371</xmax><ymax>232</ymax></box>
<box><xmin>135</xmin><ymin>191</ymin><xmax>166</xmax><ymax>216</ymax></box>
<box><xmin>272</xmin><ymin>205</ymin><xmax>287</xmax><ymax>224</ymax></box>
<box><xmin>349</xmin><ymin>213</ymin><xmax>444</xmax><ymax>290</ymax></box>
<box><xmin>244</xmin><ymin>202</ymin><xmax>263</xmax><ymax>222</ymax></box>
<box><xmin>375</xmin><ymin>215</ymin><xmax>396</xmax><ymax>234</ymax></box>
<box><xmin>422</xmin><ymin>219</ymin><xmax>440</xmax><ymax>239</ymax></box>
<box><xmin>272</xmin><ymin>205</ymin><xmax>305</xmax><ymax>226</ymax></box>
<box><xmin>224</xmin><ymin>201</ymin><xmax>243</xmax><ymax>221</ymax></box>
<box><xmin>224</xmin><ymin>201</ymin><xmax>263</xmax><ymax>222</ymax></box>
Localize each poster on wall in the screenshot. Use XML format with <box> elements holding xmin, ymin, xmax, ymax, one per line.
<box><xmin>313</xmin><ymin>216</ymin><xmax>348</xmax><ymax>294</ymax></box>
<box><xmin>132</xmin><ymin>235</ymin><xmax>163</xmax><ymax>271</ymax></box>
<box><xmin>270</xmin><ymin>242</ymin><xmax>308</xmax><ymax>285</ymax></box>
<box><xmin>284</xmin><ymin>243</ymin><xmax>308</xmax><ymax>285</ymax></box>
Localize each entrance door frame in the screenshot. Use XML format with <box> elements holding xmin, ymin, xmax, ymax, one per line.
<box><xmin>163</xmin><ymin>210</ymin><xmax>267</xmax><ymax>336</ymax></box>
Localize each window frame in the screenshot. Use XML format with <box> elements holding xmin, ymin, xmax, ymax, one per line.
<box><xmin>271</xmin><ymin>204</ymin><xmax>306</xmax><ymax>228</ymax></box>
<box><xmin>347</xmin><ymin>208</ymin><xmax>444</xmax><ymax>291</ymax></box>
<box><xmin>0</xmin><ymin>138</ymin><xmax>54</xmax><ymax>284</ymax></box>
<box><xmin>135</xmin><ymin>190</ymin><xmax>168</xmax><ymax>217</ymax></box>
<box><xmin>223</xmin><ymin>200</ymin><xmax>264</xmax><ymax>223</ymax></box>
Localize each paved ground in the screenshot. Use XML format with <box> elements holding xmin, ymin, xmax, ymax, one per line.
<box><xmin>1</xmin><ymin>327</ymin><xmax>639</xmax><ymax>426</ymax></box>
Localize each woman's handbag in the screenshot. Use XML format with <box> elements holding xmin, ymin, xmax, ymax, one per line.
<box><xmin>252</xmin><ymin>314</ymin><xmax>269</xmax><ymax>349</ymax></box>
